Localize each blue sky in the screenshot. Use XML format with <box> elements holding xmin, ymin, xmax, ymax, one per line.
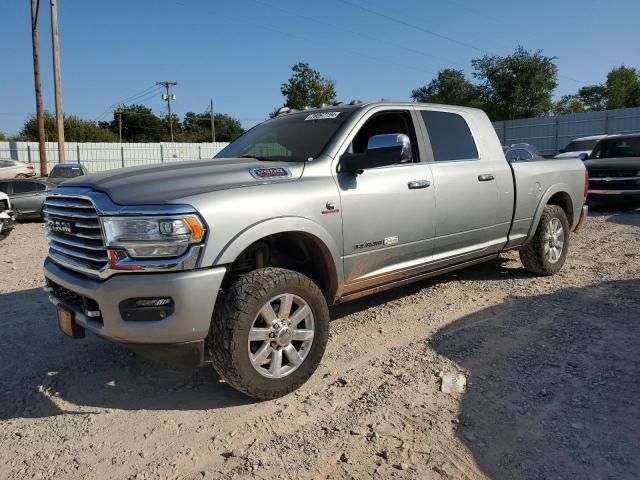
<box><xmin>1</xmin><ymin>0</ymin><xmax>639</xmax><ymax>135</ymax></box>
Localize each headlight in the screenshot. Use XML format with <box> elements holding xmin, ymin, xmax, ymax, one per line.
<box><xmin>101</xmin><ymin>215</ymin><xmax>205</xmax><ymax>259</ymax></box>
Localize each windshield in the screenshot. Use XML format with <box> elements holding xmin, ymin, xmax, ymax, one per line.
<box><xmin>563</xmin><ymin>139</ymin><xmax>600</xmax><ymax>152</ymax></box>
<box><xmin>216</xmin><ymin>108</ymin><xmax>355</xmax><ymax>162</ymax></box>
<box><xmin>50</xmin><ymin>165</ymin><xmax>83</xmax><ymax>178</ymax></box>
<box><xmin>590</xmin><ymin>137</ymin><xmax>640</xmax><ymax>159</ymax></box>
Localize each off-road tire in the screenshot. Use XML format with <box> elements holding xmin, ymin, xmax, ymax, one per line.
<box><xmin>519</xmin><ymin>204</ymin><xmax>570</xmax><ymax>275</ymax></box>
<box><xmin>208</xmin><ymin>268</ymin><xmax>329</xmax><ymax>399</ymax></box>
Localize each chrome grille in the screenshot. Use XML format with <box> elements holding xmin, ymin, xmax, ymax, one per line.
<box><xmin>44</xmin><ymin>195</ymin><xmax>108</xmax><ymax>272</ymax></box>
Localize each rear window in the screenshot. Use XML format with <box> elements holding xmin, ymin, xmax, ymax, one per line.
<box><xmin>0</xmin><ymin>182</ymin><xmax>9</xmax><ymax>193</ymax></box>
<box><xmin>50</xmin><ymin>165</ymin><xmax>83</xmax><ymax>178</ymax></box>
<box><xmin>590</xmin><ymin>136</ymin><xmax>640</xmax><ymax>159</ymax></box>
<box><xmin>563</xmin><ymin>139</ymin><xmax>600</xmax><ymax>152</ymax></box>
<box><xmin>420</xmin><ymin>111</ymin><xmax>479</xmax><ymax>161</ymax></box>
<box><xmin>12</xmin><ymin>182</ymin><xmax>38</xmax><ymax>194</ymax></box>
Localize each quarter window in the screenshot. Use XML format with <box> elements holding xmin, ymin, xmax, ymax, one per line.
<box><xmin>420</xmin><ymin>111</ymin><xmax>478</xmax><ymax>161</ymax></box>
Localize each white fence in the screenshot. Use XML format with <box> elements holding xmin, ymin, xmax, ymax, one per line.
<box><xmin>0</xmin><ymin>141</ymin><xmax>230</xmax><ymax>176</ymax></box>
<box><xmin>492</xmin><ymin>107</ymin><xmax>640</xmax><ymax>156</ymax></box>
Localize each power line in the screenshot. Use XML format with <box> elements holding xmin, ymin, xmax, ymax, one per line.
<box><xmin>172</xmin><ymin>0</ymin><xmax>450</xmax><ymax>79</ymax></box>
<box><xmin>245</xmin><ymin>0</ymin><xmax>466</xmax><ymax>68</ymax></box>
<box><xmin>339</xmin><ymin>0</ymin><xmax>587</xmax><ymax>87</ymax></box>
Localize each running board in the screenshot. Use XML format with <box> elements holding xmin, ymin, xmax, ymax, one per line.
<box><xmin>335</xmin><ymin>254</ymin><xmax>499</xmax><ymax>304</ymax></box>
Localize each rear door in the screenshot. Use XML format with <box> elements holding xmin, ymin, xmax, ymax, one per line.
<box><xmin>10</xmin><ymin>181</ymin><xmax>43</xmax><ymax>217</ymax></box>
<box><xmin>416</xmin><ymin>109</ymin><xmax>505</xmax><ymax>266</ymax></box>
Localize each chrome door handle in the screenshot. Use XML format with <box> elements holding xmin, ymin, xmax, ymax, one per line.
<box><xmin>478</xmin><ymin>174</ymin><xmax>495</xmax><ymax>182</ymax></box>
<box><xmin>408</xmin><ymin>180</ymin><xmax>431</xmax><ymax>189</ymax></box>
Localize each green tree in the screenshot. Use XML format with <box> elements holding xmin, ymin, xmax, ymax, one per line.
<box><xmin>0</xmin><ymin>132</ymin><xmax>7</xmax><ymax>141</ymax></box>
<box><xmin>20</xmin><ymin>111</ymin><xmax>118</xmax><ymax>142</ymax></box>
<box><xmin>472</xmin><ymin>46</ymin><xmax>558</xmax><ymax>120</ymax></box>
<box><xmin>576</xmin><ymin>84</ymin><xmax>607</xmax><ymax>111</ymax></box>
<box><xmin>553</xmin><ymin>94</ymin><xmax>586</xmax><ymax>114</ymax></box>
<box><xmin>181</xmin><ymin>111</ymin><xmax>244</xmax><ymax>142</ymax></box>
<box><xmin>100</xmin><ymin>105</ymin><xmax>165</xmax><ymax>142</ymax></box>
<box><xmin>605</xmin><ymin>65</ymin><xmax>640</xmax><ymax>109</ymax></box>
<box><xmin>280</xmin><ymin>63</ymin><xmax>336</xmax><ymax>110</ymax></box>
<box><xmin>411</xmin><ymin>68</ymin><xmax>482</xmax><ymax>107</ymax></box>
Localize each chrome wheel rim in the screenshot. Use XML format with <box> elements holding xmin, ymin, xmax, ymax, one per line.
<box><xmin>248</xmin><ymin>293</ymin><xmax>315</xmax><ymax>379</ymax></box>
<box><xmin>544</xmin><ymin>217</ymin><xmax>564</xmax><ymax>263</ymax></box>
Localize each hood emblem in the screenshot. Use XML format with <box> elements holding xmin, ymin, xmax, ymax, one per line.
<box><xmin>249</xmin><ymin>167</ymin><xmax>292</xmax><ymax>180</ymax></box>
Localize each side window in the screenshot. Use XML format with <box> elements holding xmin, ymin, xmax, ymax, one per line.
<box><xmin>0</xmin><ymin>160</ymin><xmax>13</xmax><ymax>168</ymax></box>
<box><xmin>0</xmin><ymin>182</ymin><xmax>10</xmax><ymax>193</ymax></box>
<box><xmin>12</xmin><ymin>182</ymin><xmax>37</xmax><ymax>194</ymax></box>
<box><xmin>35</xmin><ymin>182</ymin><xmax>47</xmax><ymax>192</ymax></box>
<box><xmin>350</xmin><ymin>111</ymin><xmax>419</xmax><ymax>164</ymax></box>
<box><xmin>420</xmin><ymin>111</ymin><xmax>478</xmax><ymax>161</ymax></box>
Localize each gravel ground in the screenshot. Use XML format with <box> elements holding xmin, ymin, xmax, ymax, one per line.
<box><xmin>0</xmin><ymin>204</ymin><xmax>638</xmax><ymax>480</ymax></box>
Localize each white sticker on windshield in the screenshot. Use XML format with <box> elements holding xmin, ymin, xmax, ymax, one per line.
<box><xmin>304</xmin><ymin>112</ymin><xmax>342</xmax><ymax>121</ymax></box>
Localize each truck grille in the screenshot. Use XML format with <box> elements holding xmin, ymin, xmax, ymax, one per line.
<box><xmin>44</xmin><ymin>195</ymin><xmax>109</xmax><ymax>272</ymax></box>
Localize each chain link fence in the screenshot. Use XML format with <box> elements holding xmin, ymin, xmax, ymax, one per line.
<box><xmin>0</xmin><ymin>141</ymin><xmax>230</xmax><ymax>176</ymax></box>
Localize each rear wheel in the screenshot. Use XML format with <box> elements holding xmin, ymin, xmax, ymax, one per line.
<box><xmin>208</xmin><ymin>268</ymin><xmax>329</xmax><ymax>399</ymax></box>
<box><xmin>519</xmin><ymin>205</ymin><xmax>570</xmax><ymax>275</ymax></box>
<box><xmin>15</xmin><ymin>174</ymin><xmax>27</xmax><ymax>179</ymax></box>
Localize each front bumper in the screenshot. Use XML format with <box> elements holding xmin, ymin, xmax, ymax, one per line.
<box><xmin>589</xmin><ymin>189</ymin><xmax>640</xmax><ymax>198</ymax></box>
<box><xmin>44</xmin><ymin>257</ymin><xmax>226</xmax><ymax>345</ymax></box>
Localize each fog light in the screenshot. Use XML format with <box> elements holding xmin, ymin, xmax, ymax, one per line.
<box><xmin>135</xmin><ymin>298</ymin><xmax>172</xmax><ymax>307</ymax></box>
<box><xmin>119</xmin><ymin>298</ymin><xmax>175</xmax><ymax>322</ymax></box>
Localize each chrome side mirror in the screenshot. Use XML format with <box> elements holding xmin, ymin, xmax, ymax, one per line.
<box><xmin>367</xmin><ymin>133</ymin><xmax>412</xmax><ymax>163</ymax></box>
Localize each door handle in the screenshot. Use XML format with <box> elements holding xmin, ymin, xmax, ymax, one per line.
<box><xmin>408</xmin><ymin>180</ymin><xmax>431</xmax><ymax>189</ymax></box>
<box><xmin>478</xmin><ymin>174</ymin><xmax>495</xmax><ymax>182</ymax></box>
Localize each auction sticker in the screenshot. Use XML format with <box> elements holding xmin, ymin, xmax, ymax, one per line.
<box><xmin>304</xmin><ymin>112</ymin><xmax>342</xmax><ymax>121</ymax></box>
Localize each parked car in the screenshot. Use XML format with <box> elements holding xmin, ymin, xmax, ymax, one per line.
<box><xmin>554</xmin><ymin>135</ymin><xmax>609</xmax><ymax>160</ymax></box>
<box><xmin>0</xmin><ymin>191</ymin><xmax>17</xmax><ymax>238</ymax></box>
<box><xmin>0</xmin><ymin>178</ymin><xmax>55</xmax><ymax>220</ymax></box>
<box><xmin>43</xmin><ymin>102</ymin><xmax>588</xmax><ymax>399</ymax></box>
<box><xmin>0</xmin><ymin>159</ymin><xmax>36</xmax><ymax>179</ymax></box>
<box><xmin>47</xmin><ymin>163</ymin><xmax>88</xmax><ymax>185</ymax></box>
<box><xmin>504</xmin><ymin>143</ymin><xmax>544</xmax><ymax>161</ymax></box>
<box><xmin>584</xmin><ymin>133</ymin><xmax>640</xmax><ymax>199</ymax></box>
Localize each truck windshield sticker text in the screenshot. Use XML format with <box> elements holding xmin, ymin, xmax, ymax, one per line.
<box><xmin>249</xmin><ymin>167</ymin><xmax>291</xmax><ymax>179</ymax></box>
<box><xmin>304</xmin><ymin>112</ymin><xmax>342</xmax><ymax>121</ymax></box>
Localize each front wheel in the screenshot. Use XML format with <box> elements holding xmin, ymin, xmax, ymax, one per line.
<box><xmin>208</xmin><ymin>268</ymin><xmax>330</xmax><ymax>399</ymax></box>
<box><xmin>519</xmin><ymin>204</ymin><xmax>570</xmax><ymax>275</ymax></box>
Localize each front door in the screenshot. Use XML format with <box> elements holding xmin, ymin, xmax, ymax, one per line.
<box><xmin>336</xmin><ymin>109</ymin><xmax>436</xmax><ymax>292</ymax></box>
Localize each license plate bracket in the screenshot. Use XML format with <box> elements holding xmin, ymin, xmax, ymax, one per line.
<box><xmin>57</xmin><ymin>305</ymin><xmax>85</xmax><ymax>338</ymax></box>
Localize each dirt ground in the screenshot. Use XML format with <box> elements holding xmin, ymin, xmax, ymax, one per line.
<box><xmin>0</xmin><ymin>203</ymin><xmax>638</xmax><ymax>480</ymax></box>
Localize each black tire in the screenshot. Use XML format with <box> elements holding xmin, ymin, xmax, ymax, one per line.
<box><xmin>519</xmin><ymin>204</ymin><xmax>570</xmax><ymax>275</ymax></box>
<box><xmin>208</xmin><ymin>267</ymin><xmax>330</xmax><ymax>400</ymax></box>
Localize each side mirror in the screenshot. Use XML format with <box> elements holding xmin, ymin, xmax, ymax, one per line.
<box><xmin>578</xmin><ymin>152</ymin><xmax>589</xmax><ymax>161</ymax></box>
<box><xmin>340</xmin><ymin>133</ymin><xmax>412</xmax><ymax>173</ymax></box>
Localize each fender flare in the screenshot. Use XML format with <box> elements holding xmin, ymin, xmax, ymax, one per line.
<box><xmin>213</xmin><ymin>216</ymin><xmax>343</xmax><ymax>299</ymax></box>
<box><xmin>524</xmin><ymin>183</ymin><xmax>572</xmax><ymax>245</ymax></box>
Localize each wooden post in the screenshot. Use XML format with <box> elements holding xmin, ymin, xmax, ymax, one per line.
<box><xmin>50</xmin><ymin>0</ymin><xmax>65</xmax><ymax>162</ymax></box>
<box><xmin>30</xmin><ymin>0</ymin><xmax>48</xmax><ymax>175</ymax></box>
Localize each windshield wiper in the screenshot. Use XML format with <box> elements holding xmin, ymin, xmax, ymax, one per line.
<box><xmin>239</xmin><ymin>155</ymin><xmax>276</xmax><ymax>162</ymax></box>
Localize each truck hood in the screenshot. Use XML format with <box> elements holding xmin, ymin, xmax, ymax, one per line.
<box><xmin>584</xmin><ymin>157</ymin><xmax>640</xmax><ymax>173</ymax></box>
<box><xmin>59</xmin><ymin>158</ymin><xmax>305</xmax><ymax>205</ymax></box>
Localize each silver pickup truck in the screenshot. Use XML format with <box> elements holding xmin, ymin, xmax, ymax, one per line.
<box><xmin>43</xmin><ymin>102</ymin><xmax>588</xmax><ymax>399</ymax></box>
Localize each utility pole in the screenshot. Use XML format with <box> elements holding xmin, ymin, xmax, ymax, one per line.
<box><xmin>210</xmin><ymin>97</ymin><xmax>216</xmax><ymax>143</ymax></box>
<box><xmin>156</xmin><ymin>81</ymin><xmax>177</xmax><ymax>142</ymax></box>
<box><xmin>30</xmin><ymin>0</ymin><xmax>48</xmax><ymax>175</ymax></box>
<box><xmin>50</xmin><ymin>0</ymin><xmax>65</xmax><ymax>162</ymax></box>
<box><xmin>117</xmin><ymin>106</ymin><xmax>123</xmax><ymax>143</ymax></box>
